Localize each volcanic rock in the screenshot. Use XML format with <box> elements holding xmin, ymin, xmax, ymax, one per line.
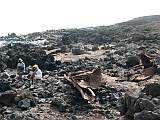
<box><xmin>134</xmin><ymin>110</ymin><xmax>160</xmax><ymax>120</ymax></box>
<box><xmin>145</xmin><ymin>83</ymin><xmax>160</xmax><ymax>97</ymax></box>
<box><xmin>18</xmin><ymin>98</ymin><xmax>31</xmax><ymax>110</ymax></box>
<box><xmin>1</xmin><ymin>72</ymin><xmax>10</xmax><ymax>79</ymax></box>
<box><xmin>0</xmin><ymin>91</ymin><xmax>17</xmax><ymax>106</ymax></box>
<box><xmin>0</xmin><ymin>80</ymin><xmax>12</xmax><ymax>92</ymax></box>
<box><xmin>126</xmin><ymin>55</ymin><xmax>140</xmax><ymax>67</ymax></box>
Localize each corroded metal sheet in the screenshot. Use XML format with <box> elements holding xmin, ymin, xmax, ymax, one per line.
<box><xmin>127</xmin><ymin>65</ymin><xmax>157</xmax><ymax>82</ymax></box>
<box><xmin>70</xmin><ymin>68</ymin><xmax>102</xmax><ymax>89</ymax></box>
<box><xmin>127</xmin><ymin>53</ymin><xmax>158</xmax><ymax>82</ymax></box>
<box><xmin>64</xmin><ymin>68</ymin><xmax>102</xmax><ymax>102</ymax></box>
<box><xmin>143</xmin><ymin>65</ymin><xmax>157</xmax><ymax>76</ymax></box>
<box><xmin>140</xmin><ymin>53</ymin><xmax>152</xmax><ymax>68</ymax></box>
<box><xmin>64</xmin><ymin>74</ymin><xmax>92</xmax><ymax>101</ymax></box>
<box><xmin>128</xmin><ymin>73</ymin><xmax>141</xmax><ymax>82</ymax></box>
<box><xmin>101</xmin><ymin>74</ymin><xmax>117</xmax><ymax>83</ymax></box>
<box><xmin>44</xmin><ymin>48</ymin><xmax>61</xmax><ymax>55</ymax></box>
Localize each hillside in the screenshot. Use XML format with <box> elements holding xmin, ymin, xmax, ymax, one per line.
<box><xmin>0</xmin><ymin>15</ymin><xmax>160</xmax><ymax>120</ymax></box>
<box><xmin>1</xmin><ymin>15</ymin><xmax>160</xmax><ymax>46</ymax></box>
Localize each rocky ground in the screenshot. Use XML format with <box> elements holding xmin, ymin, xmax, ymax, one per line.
<box><xmin>0</xmin><ymin>15</ymin><xmax>160</xmax><ymax>120</ymax></box>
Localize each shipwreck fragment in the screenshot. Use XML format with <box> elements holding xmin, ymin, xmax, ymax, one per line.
<box><xmin>140</xmin><ymin>53</ymin><xmax>153</xmax><ymax>68</ymax></box>
<box><xmin>64</xmin><ymin>68</ymin><xmax>102</xmax><ymax>102</ymax></box>
<box><xmin>128</xmin><ymin>65</ymin><xmax>157</xmax><ymax>82</ymax></box>
<box><xmin>127</xmin><ymin>53</ymin><xmax>158</xmax><ymax>82</ymax></box>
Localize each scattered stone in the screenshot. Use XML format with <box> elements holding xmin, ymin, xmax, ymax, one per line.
<box><xmin>10</xmin><ymin>74</ymin><xmax>16</xmax><ymax>78</ymax></box>
<box><xmin>145</xmin><ymin>83</ymin><xmax>160</xmax><ymax>97</ymax></box>
<box><xmin>0</xmin><ymin>91</ymin><xmax>17</xmax><ymax>106</ymax></box>
<box><xmin>18</xmin><ymin>98</ymin><xmax>30</xmax><ymax>110</ymax></box>
<box><xmin>0</xmin><ymin>15</ymin><xmax>160</xmax><ymax>120</ymax></box>
<box><xmin>134</xmin><ymin>110</ymin><xmax>160</xmax><ymax>120</ymax></box>
<box><xmin>59</xmin><ymin>103</ymin><xmax>68</xmax><ymax>112</ymax></box>
<box><xmin>14</xmin><ymin>90</ymin><xmax>33</xmax><ymax>103</ymax></box>
<box><xmin>138</xmin><ymin>98</ymin><xmax>155</xmax><ymax>111</ymax></box>
<box><xmin>152</xmin><ymin>98</ymin><xmax>160</xmax><ymax>105</ymax></box>
<box><xmin>51</xmin><ymin>93</ymin><xmax>65</xmax><ymax>106</ymax></box>
<box><xmin>0</xmin><ymin>80</ymin><xmax>12</xmax><ymax>92</ymax></box>
<box><xmin>72</xmin><ymin>48</ymin><xmax>83</xmax><ymax>55</ymax></box>
<box><xmin>92</xmin><ymin>45</ymin><xmax>99</xmax><ymax>51</ymax></box>
<box><xmin>126</xmin><ymin>55</ymin><xmax>140</xmax><ymax>67</ymax></box>
<box><xmin>1</xmin><ymin>72</ymin><xmax>10</xmax><ymax>79</ymax></box>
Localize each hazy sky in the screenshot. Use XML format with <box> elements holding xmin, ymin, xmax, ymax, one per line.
<box><xmin>0</xmin><ymin>0</ymin><xmax>159</xmax><ymax>36</ymax></box>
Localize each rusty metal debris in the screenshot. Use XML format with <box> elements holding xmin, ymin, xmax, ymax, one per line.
<box><xmin>44</xmin><ymin>48</ymin><xmax>61</xmax><ymax>55</ymax></box>
<box><xmin>128</xmin><ymin>65</ymin><xmax>157</xmax><ymax>82</ymax></box>
<box><xmin>140</xmin><ymin>53</ymin><xmax>153</xmax><ymax>68</ymax></box>
<box><xmin>64</xmin><ymin>68</ymin><xmax>102</xmax><ymax>102</ymax></box>
<box><xmin>127</xmin><ymin>53</ymin><xmax>158</xmax><ymax>82</ymax></box>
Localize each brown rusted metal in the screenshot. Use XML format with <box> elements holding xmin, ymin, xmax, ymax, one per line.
<box><xmin>134</xmin><ymin>65</ymin><xmax>157</xmax><ymax>81</ymax></box>
<box><xmin>70</xmin><ymin>68</ymin><xmax>102</xmax><ymax>89</ymax></box>
<box><xmin>64</xmin><ymin>68</ymin><xmax>102</xmax><ymax>102</ymax></box>
<box><xmin>129</xmin><ymin>65</ymin><xmax>144</xmax><ymax>70</ymax></box>
<box><xmin>140</xmin><ymin>53</ymin><xmax>152</xmax><ymax>68</ymax></box>
<box><xmin>128</xmin><ymin>53</ymin><xmax>153</xmax><ymax>70</ymax></box>
<box><xmin>64</xmin><ymin>74</ymin><xmax>92</xmax><ymax>101</ymax></box>
<box><xmin>127</xmin><ymin>65</ymin><xmax>157</xmax><ymax>82</ymax></box>
<box><xmin>143</xmin><ymin>65</ymin><xmax>157</xmax><ymax>76</ymax></box>
<box><xmin>128</xmin><ymin>73</ymin><xmax>141</xmax><ymax>82</ymax></box>
<box><xmin>101</xmin><ymin>74</ymin><xmax>117</xmax><ymax>83</ymax></box>
<box><xmin>44</xmin><ymin>48</ymin><xmax>61</xmax><ymax>55</ymax></box>
<box><xmin>127</xmin><ymin>53</ymin><xmax>158</xmax><ymax>82</ymax></box>
<box><xmin>156</xmin><ymin>65</ymin><xmax>160</xmax><ymax>74</ymax></box>
<box><xmin>147</xmin><ymin>54</ymin><xmax>159</xmax><ymax>58</ymax></box>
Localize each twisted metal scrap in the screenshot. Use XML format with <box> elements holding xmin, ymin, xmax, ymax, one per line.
<box><xmin>64</xmin><ymin>68</ymin><xmax>102</xmax><ymax>102</ymax></box>
<box><xmin>128</xmin><ymin>65</ymin><xmax>157</xmax><ymax>82</ymax></box>
<box><xmin>127</xmin><ymin>53</ymin><xmax>157</xmax><ymax>82</ymax></box>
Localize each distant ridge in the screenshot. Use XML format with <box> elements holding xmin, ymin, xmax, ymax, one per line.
<box><xmin>117</xmin><ymin>15</ymin><xmax>160</xmax><ymax>26</ymax></box>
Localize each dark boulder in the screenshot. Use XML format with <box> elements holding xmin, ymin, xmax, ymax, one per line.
<box><xmin>131</xmin><ymin>33</ymin><xmax>145</xmax><ymax>41</ymax></box>
<box><xmin>72</xmin><ymin>48</ymin><xmax>84</xmax><ymax>55</ymax></box>
<box><xmin>30</xmin><ymin>98</ymin><xmax>39</xmax><ymax>107</ymax></box>
<box><xmin>134</xmin><ymin>98</ymin><xmax>155</xmax><ymax>112</ymax></box>
<box><xmin>59</xmin><ymin>103</ymin><xmax>68</xmax><ymax>112</ymax></box>
<box><xmin>1</xmin><ymin>72</ymin><xmax>10</xmax><ymax>79</ymax></box>
<box><xmin>117</xmin><ymin>91</ymin><xmax>139</xmax><ymax>118</ymax></box>
<box><xmin>92</xmin><ymin>45</ymin><xmax>99</xmax><ymax>51</ymax></box>
<box><xmin>14</xmin><ymin>90</ymin><xmax>33</xmax><ymax>103</ymax></box>
<box><xmin>0</xmin><ymin>62</ymin><xmax>6</xmax><ymax>72</ymax></box>
<box><xmin>134</xmin><ymin>110</ymin><xmax>160</xmax><ymax>120</ymax></box>
<box><xmin>0</xmin><ymin>80</ymin><xmax>12</xmax><ymax>92</ymax></box>
<box><xmin>0</xmin><ymin>91</ymin><xmax>17</xmax><ymax>106</ymax></box>
<box><xmin>145</xmin><ymin>83</ymin><xmax>160</xmax><ymax>97</ymax></box>
<box><xmin>18</xmin><ymin>98</ymin><xmax>31</xmax><ymax>110</ymax></box>
<box><xmin>43</xmin><ymin>62</ymin><xmax>57</xmax><ymax>71</ymax></box>
<box><xmin>6</xmin><ymin>58</ymin><xmax>15</xmax><ymax>68</ymax></box>
<box><xmin>126</xmin><ymin>55</ymin><xmax>140</xmax><ymax>67</ymax></box>
<box><xmin>62</xmin><ymin>36</ymin><xmax>71</xmax><ymax>45</ymax></box>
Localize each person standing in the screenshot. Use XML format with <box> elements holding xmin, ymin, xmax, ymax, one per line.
<box><xmin>30</xmin><ymin>64</ymin><xmax>42</xmax><ymax>84</ymax></box>
<box><xmin>17</xmin><ymin>58</ymin><xmax>25</xmax><ymax>82</ymax></box>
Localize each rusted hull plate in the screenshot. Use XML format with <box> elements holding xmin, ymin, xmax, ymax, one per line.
<box><xmin>140</xmin><ymin>53</ymin><xmax>152</xmax><ymax>68</ymax></box>
<box><xmin>64</xmin><ymin>68</ymin><xmax>102</xmax><ymax>102</ymax></box>
<box><xmin>128</xmin><ymin>65</ymin><xmax>157</xmax><ymax>82</ymax></box>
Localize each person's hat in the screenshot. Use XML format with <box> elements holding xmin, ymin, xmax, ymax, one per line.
<box><xmin>18</xmin><ymin>58</ymin><xmax>23</xmax><ymax>62</ymax></box>
<box><xmin>33</xmin><ymin>64</ymin><xmax>38</xmax><ymax>68</ymax></box>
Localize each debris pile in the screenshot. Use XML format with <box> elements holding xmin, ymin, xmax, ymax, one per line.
<box><xmin>127</xmin><ymin>53</ymin><xmax>158</xmax><ymax>82</ymax></box>
<box><xmin>117</xmin><ymin>83</ymin><xmax>160</xmax><ymax>120</ymax></box>
<box><xmin>64</xmin><ymin>68</ymin><xmax>102</xmax><ymax>102</ymax></box>
<box><xmin>0</xmin><ymin>15</ymin><xmax>160</xmax><ymax>119</ymax></box>
<box><xmin>117</xmin><ymin>53</ymin><xmax>160</xmax><ymax>119</ymax></box>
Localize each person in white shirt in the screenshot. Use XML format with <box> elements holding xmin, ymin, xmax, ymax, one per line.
<box><xmin>17</xmin><ymin>58</ymin><xmax>25</xmax><ymax>82</ymax></box>
<box><xmin>30</xmin><ymin>64</ymin><xmax>42</xmax><ymax>84</ymax></box>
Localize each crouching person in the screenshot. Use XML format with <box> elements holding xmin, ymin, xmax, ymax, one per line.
<box><xmin>30</xmin><ymin>64</ymin><xmax>42</xmax><ymax>84</ymax></box>
<box><xmin>17</xmin><ymin>58</ymin><xmax>25</xmax><ymax>82</ymax></box>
